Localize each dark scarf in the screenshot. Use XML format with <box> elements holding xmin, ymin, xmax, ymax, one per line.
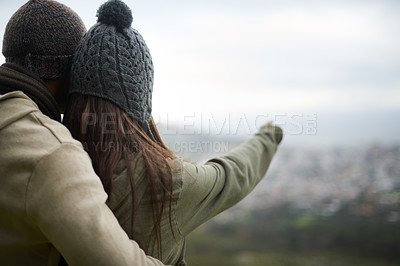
<box><xmin>0</xmin><ymin>62</ymin><xmax>61</xmax><ymax>122</ymax></box>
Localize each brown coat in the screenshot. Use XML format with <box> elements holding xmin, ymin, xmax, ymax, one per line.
<box><xmin>0</xmin><ymin>91</ymin><xmax>165</xmax><ymax>266</ymax></box>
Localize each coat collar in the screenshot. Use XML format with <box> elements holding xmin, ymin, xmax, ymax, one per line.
<box><xmin>0</xmin><ymin>63</ymin><xmax>61</xmax><ymax>122</ymax></box>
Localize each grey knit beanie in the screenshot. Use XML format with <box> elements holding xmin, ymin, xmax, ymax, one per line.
<box><xmin>2</xmin><ymin>0</ymin><xmax>86</xmax><ymax>79</ymax></box>
<box><xmin>69</xmin><ymin>0</ymin><xmax>155</xmax><ymax>140</ymax></box>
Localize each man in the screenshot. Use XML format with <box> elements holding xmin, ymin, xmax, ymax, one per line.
<box><xmin>0</xmin><ymin>1</ymin><xmax>165</xmax><ymax>265</ymax></box>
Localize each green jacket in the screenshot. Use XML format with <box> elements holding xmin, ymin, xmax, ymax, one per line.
<box><xmin>0</xmin><ymin>90</ymin><xmax>165</xmax><ymax>265</ymax></box>
<box><xmin>107</xmin><ymin>124</ymin><xmax>283</xmax><ymax>265</ymax></box>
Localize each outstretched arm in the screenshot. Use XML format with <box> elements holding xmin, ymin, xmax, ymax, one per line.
<box><xmin>175</xmin><ymin>124</ymin><xmax>283</xmax><ymax>235</ymax></box>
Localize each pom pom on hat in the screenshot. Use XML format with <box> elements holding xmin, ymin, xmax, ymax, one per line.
<box><xmin>97</xmin><ymin>0</ymin><xmax>133</xmax><ymax>30</ymax></box>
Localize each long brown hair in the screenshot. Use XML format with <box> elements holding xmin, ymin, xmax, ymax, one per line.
<box><xmin>63</xmin><ymin>93</ymin><xmax>175</xmax><ymax>258</ymax></box>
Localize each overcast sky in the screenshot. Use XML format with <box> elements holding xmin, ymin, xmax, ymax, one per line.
<box><xmin>1</xmin><ymin>0</ymin><xmax>399</xmax><ymax>146</ymax></box>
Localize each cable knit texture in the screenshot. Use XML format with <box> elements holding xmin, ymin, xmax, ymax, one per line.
<box><xmin>69</xmin><ymin>0</ymin><xmax>155</xmax><ymax>140</ymax></box>
<box><xmin>2</xmin><ymin>0</ymin><xmax>86</xmax><ymax>79</ymax></box>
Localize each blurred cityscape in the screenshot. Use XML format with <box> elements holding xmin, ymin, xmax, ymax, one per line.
<box><xmin>233</xmin><ymin>144</ymin><xmax>400</xmax><ymax>218</ymax></box>
<box><xmin>163</xmin><ymin>130</ymin><xmax>400</xmax><ymax>215</ymax></box>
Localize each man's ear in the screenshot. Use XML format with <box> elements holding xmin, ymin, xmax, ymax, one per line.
<box><xmin>44</xmin><ymin>77</ymin><xmax>70</xmax><ymax>113</ymax></box>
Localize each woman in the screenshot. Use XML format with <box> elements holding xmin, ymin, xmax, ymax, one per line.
<box><xmin>63</xmin><ymin>0</ymin><xmax>283</xmax><ymax>265</ymax></box>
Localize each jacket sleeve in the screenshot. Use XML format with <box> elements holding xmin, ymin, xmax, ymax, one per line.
<box><xmin>26</xmin><ymin>143</ymin><xmax>165</xmax><ymax>266</ymax></box>
<box><xmin>175</xmin><ymin>124</ymin><xmax>283</xmax><ymax>235</ymax></box>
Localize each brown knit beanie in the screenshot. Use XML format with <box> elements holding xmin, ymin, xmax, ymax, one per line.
<box><xmin>2</xmin><ymin>0</ymin><xmax>86</xmax><ymax>79</ymax></box>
